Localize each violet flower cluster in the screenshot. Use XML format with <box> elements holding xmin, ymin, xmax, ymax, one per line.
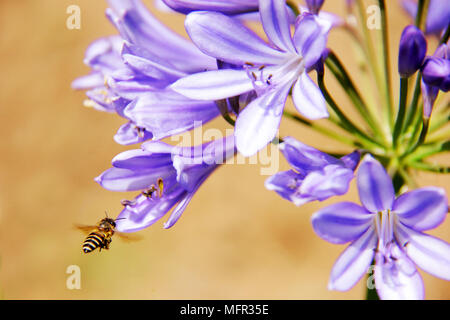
<box><xmin>73</xmin><ymin>0</ymin><xmax>449</xmax><ymax>300</ymax></box>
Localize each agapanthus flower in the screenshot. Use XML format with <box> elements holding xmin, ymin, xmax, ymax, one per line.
<box><xmin>398</xmin><ymin>25</ymin><xmax>427</xmax><ymax>78</ymax></box>
<box><xmin>172</xmin><ymin>0</ymin><xmax>330</xmax><ymax>156</ymax></box>
<box><xmin>71</xmin><ymin>36</ymin><xmax>127</xmax><ymax>113</ymax></box>
<box><xmin>95</xmin><ymin>136</ymin><xmax>236</xmax><ymax>232</ymax></box>
<box><xmin>421</xmin><ymin>43</ymin><xmax>449</xmax><ymax>117</ymax></box>
<box><xmin>73</xmin><ymin>0</ymin><xmax>220</xmax><ymax>145</ymax></box>
<box><xmin>401</xmin><ymin>0</ymin><xmax>450</xmax><ymax>36</ymax></box>
<box><xmin>312</xmin><ymin>155</ymin><xmax>449</xmax><ymax>299</ymax></box>
<box><xmin>265</xmin><ymin>137</ymin><xmax>360</xmax><ymax>206</ymax></box>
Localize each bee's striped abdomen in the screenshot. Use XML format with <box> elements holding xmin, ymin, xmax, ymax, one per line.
<box><xmin>83</xmin><ymin>231</ymin><xmax>106</xmax><ymax>253</ymax></box>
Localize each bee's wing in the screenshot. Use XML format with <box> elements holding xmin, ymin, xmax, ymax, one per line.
<box><xmin>114</xmin><ymin>231</ymin><xmax>143</xmax><ymax>242</ymax></box>
<box><xmin>74</xmin><ymin>223</ymin><xmax>96</xmax><ymax>234</ymax></box>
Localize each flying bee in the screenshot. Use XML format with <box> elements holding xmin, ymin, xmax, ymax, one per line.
<box><xmin>142</xmin><ymin>178</ymin><xmax>164</xmax><ymax>199</ymax></box>
<box><xmin>75</xmin><ymin>212</ymin><xmax>141</xmax><ymax>254</ymax></box>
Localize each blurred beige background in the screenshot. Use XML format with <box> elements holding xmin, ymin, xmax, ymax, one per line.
<box><xmin>0</xmin><ymin>0</ymin><xmax>448</xmax><ymax>299</ymax></box>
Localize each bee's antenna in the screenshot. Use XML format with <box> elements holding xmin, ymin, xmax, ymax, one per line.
<box><xmin>114</xmin><ymin>217</ymin><xmax>127</xmax><ymax>221</ymax></box>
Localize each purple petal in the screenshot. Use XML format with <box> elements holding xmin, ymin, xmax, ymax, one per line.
<box><xmin>163</xmin><ymin>191</ymin><xmax>196</xmax><ymax>229</ymax></box>
<box><xmin>292</xmin><ymin>72</ymin><xmax>328</xmax><ymax>120</ymax></box>
<box><xmin>328</xmin><ymin>226</ymin><xmax>377</xmax><ymax>291</ymax></box>
<box><xmin>124</xmin><ymin>89</ymin><xmax>220</xmax><ymax>140</ymax></box>
<box><xmin>82</xmin><ymin>36</ymin><xmax>124</xmax><ymax>71</ymax></box>
<box><xmin>422</xmin><ymin>57</ymin><xmax>450</xmax><ymax>92</ymax></box>
<box><xmin>171</xmin><ymin>69</ymin><xmax>254</xmax><ymax>100</ymax></box>
<box><xmin>265</xmin><ymin>170</ymin><xmax>304</xmax><ymax>202</ymax></box>
<box><xmin>109</xmin><ymin>74</ymin><xmax>159</xmax><ymax>101</ymax></box>
<box><xmin>401</xmin><ymin>0</ymin><xmax>450</xmax><ymax>35</ymax></box>
<box><xmin>114</xmin><ymin>122</ymin><xmax>153</xmax><ymax>145</ymax></box>
<box><xmin>116</xmin><ymin>185</ymin><xmax>186</xmax><ymax>232</ymax></box>
<box><xmin>421</xmin><ymin>79</ymin><xmax>439</xmax><ymax>118</ymax></box>
<box><xmin>173</xmin><ymin>157</ymin><xmax>216</xmax><ymax>193</ymax></box>
<box><xmin>299</xmin><ymin>165</ymin><xmax>355</xmax><ymax>203</ymax></box>
<box><xmin>394</xmin><ymin>187</ymin><xmax>448</xmax><ymax>231</ymax></box>
<box><xmin>185</xmin><ymin>11</ymin><xmax>289</xmax><ymax>66</ymax></box>
<box><xmin>235</xmin><ymin>84</ymin><xmax>291</xmax><ymax>156</ymax></box>
<box><xmin>84</xmin><ymin>90</ymin><xmax>118</xmax><ymax>113</ymax></box>
<box><xmin>71</xmin><ymin>72</ymin><xmax>104</xmax><ymax>90</ymax></box>
<box><xmin>396</xmin><ymin>223</ymin><xmax>450</xmax><ymax>281</ymax></box>
<box><xmin>112</xmin><ymin>149</ymin><xmax>163</xmax><ymax>169</ymax></box>
<box><xmin>95</xmin><ymin>167</ymin><xmax>174</xmax><ymax>192</ymax></box>
<box><xmin>357</xmin><ymin>155</ymin><xmax>395</xmax><ymax>213</ymax></box>
<box><xmin>95</xmin><ymin>147</ymin><xmax>176</xmax><ymax>191</ymax></box>
<box><xmin>162</xmin><ymin>0</ymin><xmax>259</xmax><ymax>15</ymax></box>
<box><xmin>121</xmin><ymin>43</ymin><xmax>186</xmax><ymax>81</ymax></box>
<box><xmin>107</xmin><ymin>0</ymin><xmax>216</xmax><ymax>73</ymax></box>
<box><xmin>374</xmin><ymin>247</ymin><xmax>424</xmax><ymax>300</ymax></box>
<box><xmin>312</xmin><ymin>202</ymin><xmax>374</xmax><ymax>244</ymax></box>
<box><xmin>398</xmin><ymin>25</ymin><xmax>427</xmax><ymax>78</ymax></box>
<box><xmin>279</xmin><ymin>136</ymin><xmax>341</xmax><ymax>172</ymax></box>
<box><xmin>259</xmin><ymin>0</ymin><xmax>296</xmax><ymax>52</ymax></box>
<box><xmin>425</xmin><ymin>0</ymin><xmax>450</xmax><ymax>35</ymax></box>
<box><xmin>340</xmin><ymin>150</ymin><xmax>361</xmax><ymax>171</ymax></box>
<box><xmin>293</xmin><ymin>13</ymin><xmax>329</xmax><ymax>69</ymax></box>
<box><xmin>163</xmin><ymin>174</ymin><xmax>211</xmax><ymax>229</ymax></box>
<box><xmin>299</xmin><ymin>5</ymin><xmax>344</xmax><ymax>28</ymax></box>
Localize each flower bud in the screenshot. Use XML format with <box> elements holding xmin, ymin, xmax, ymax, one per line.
<box><xmin>398</xmin><ymin>25</ymin><xmax>427</xmax><ymax>78</ymax></box>
<box><xmin>306</xmin><ymin>0</ymin><xmax>325</xmax><ymax>15</ymax></box>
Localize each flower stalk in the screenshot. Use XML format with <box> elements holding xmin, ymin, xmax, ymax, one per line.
<box><xmin>393</xmin><ymin>77</ymin><xmax>409</xmax><ymax>148</ymax></box>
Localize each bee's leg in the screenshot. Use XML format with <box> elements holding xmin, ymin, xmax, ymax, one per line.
<box><xmin>104</xmin><ymin>238</ymin><xmax>112</xmax><ymax>250</ymax></box>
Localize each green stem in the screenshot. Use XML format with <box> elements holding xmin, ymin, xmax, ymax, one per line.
<box><xmin>404</xmin><ymin>140</ymin><xmax>450</xmax><ymax>163</ymax></box>
<box><xmin>439</xmin><ymin>23</ymin><xmax>450</xmax><ymax>44</ymax></box>
<box><xmin>325</xmin><ymin>52</ymin><xmax>386</xmax><ymax>144</ymax></box>
<box><xmin>403</xmin><ymin>72</ymin><xmax>422</xmax><ymax>132</ymax></box>
<box><xmin>317</xmin><ymin>75</ymin><xmax>385</xmax><ymax>151</ymax></box>
<box><xmin>286</xmin><ymin>0</ymin><xmax>300</xmax><ymax>16</ymax></box>
<box><xmin>377</xmin><ymin>0</ymin><xmax>394</xmax><ymax>126</ymax></box>
<box><xmin>405</xmin><ymin>102</ymin><xmax>424</xmax><ymax>151</ymax></box>
<box><xmin>355</xmin><ymin>0</ymin><xmax>385</xmax><ymax>99</ymax></box>
<box><xmin>409</xmin><ymin>161</ymin><xmax>450</xmax><ymax>174</ymax></box>
<box><xmin>215</xmin><ymin>100</ymin><xmax>236</xmax><ymax>126</ymax></box>
<box><xmin>429</xmin><ymin>108</ymin><xmax>450</xmax><ymax>133</ymax></box>
<box><xmin>282</xmin><ymin>110</ymin><xmax>357</xmax><ymax>147</ymax></box>
<box><xmin>393</xmin><ymin>78</ymin><xmax>409</xmax><ymax>148</ymax></box>
<box><xmin>415</xmin><ymin>0</ymin><xmax>429</xmax><ymax>30</ymax></box>
<box><xmin>398</xmin><ymin>166</ymin><xmax>418</xmax><ymax>189</ymax></box>
<box><xmin>407</xmin><ymin>117</ymin><xmax>430</xmax><ymax>154</ymax></box>
<box><xmin>427</xmin><ymin>127</ymin><xmax>450</xmax><ymax>144</ymax></box>
<box><xmin>366</xmin><ymin>265</ymin><xmax>380</xmax><ymax>300</ymax></box>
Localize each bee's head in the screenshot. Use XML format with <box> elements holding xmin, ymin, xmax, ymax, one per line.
<box><xmin>99</xmin><ymin>217</ymin><xmax>116</xmax><ymax>230</ymax></box>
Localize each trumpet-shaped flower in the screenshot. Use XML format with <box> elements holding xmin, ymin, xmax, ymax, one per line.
<box><xmin>172</xmin><ymin>0</ymin><xmax>330</xmax><ymax>156</ymax></box>
<box><xmin>73</xmin><ymin>0</ymin><xmax>220</xmax><ymax>145</ymax></box>
<box><xmin>312</xmin><ymin>155</ymin><xmax>449</xmax><ymax>299</ymax></box>
<box><xmin>95</xmin><ymin>136</ymin><xmax>236</xmax><ymax>232</ymax></box>
<box><xmin>265</xmin><ymin>137</ymin><xmax>360</xmax><ymax>206</ymax></box>
<box><xmin>421</xmin><ymin>44</ymin><xmax>450</xmax><ymax>117</ymax></box>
